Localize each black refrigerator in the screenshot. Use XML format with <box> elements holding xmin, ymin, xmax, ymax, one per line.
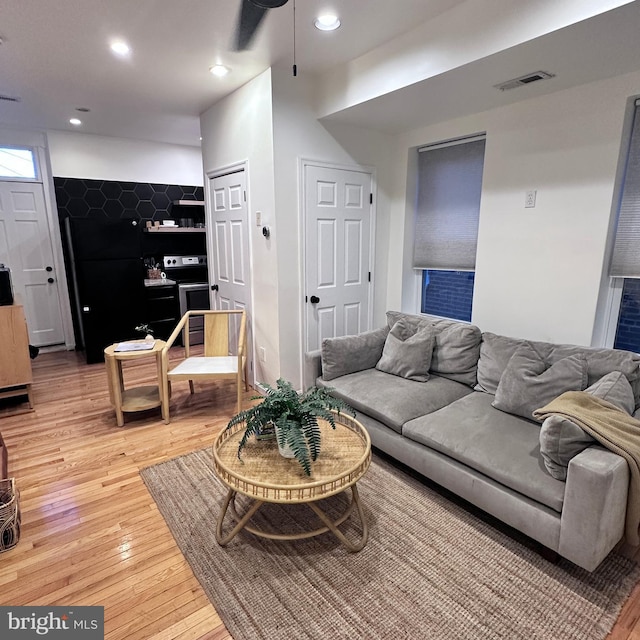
<box><xmin>65</xmin><ymin>218</ymin><xmax>145</xmax><ymax>364</ymax></box>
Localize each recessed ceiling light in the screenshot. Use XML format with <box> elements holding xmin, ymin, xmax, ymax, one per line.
<box><xmin>110</xmin><ymin>41</ymin><xmax>131</xmax><ymax>57</ymax></box>
<box><xmin>209</xmin><ymin>64</ymin><xmax>230</xmax><ymax>77</ymax></box>
<box><xmin>69</xmin><ymin>118</ymin><xmax>82</xmax><ymax>126</ymax></box>
<box><xmin>314</xmin><ymin>14</ymin><xmax>340</xmax><ymax>31</ymax></box>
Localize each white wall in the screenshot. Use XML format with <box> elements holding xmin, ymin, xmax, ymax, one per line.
<box><xmin>391</xmin><ymin>69</ymin><xmax>640</xmax><ymax>346</ymax></box>
<box><xmin>47</xmin><ymin>131</ymin><xmax>203</xmax><ymax>185</ymax></box>
<box><xmin>200</xmin><ymin>69</ymin><xmax>280</xmax><ymax>387</ymax></box>
<box><xmin>270</xmin><ymin>66</ymin><xmax>395</xmax><ymax>387</ymax></box>
<box><xmin>198</xmin><ymin>66</ymin><xmax>396</xmax><ymax>388</ymax></box>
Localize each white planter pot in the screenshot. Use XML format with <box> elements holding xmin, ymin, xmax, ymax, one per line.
<box><xmin>274</xmin><ymin>424</ymin><xmax>296</xmax><ymax>459</ymax></box>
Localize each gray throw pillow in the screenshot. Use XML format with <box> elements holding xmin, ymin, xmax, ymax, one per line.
<box><xmin>376</xmin><ymin>319</ymin><xmax>434</xmax><ymax>382</ymax></box>
<box><xmin>321</xmin><ymin>326</ymin><xmax>390</xmax><ymax>381</ymax></box>
<box><xmin>585</xmin><ymin>370</ymin><xmax>635</xmax><ymax>414</ymax></box>
<box><xmin>539</xmin><ymin>371</ymin><xmax>635</xmax><ymax>480</ymax></box>
<box><xmin>492</xmin><ymin>341</ymin><xmax>587</xmax><ymax>421</ymax></box>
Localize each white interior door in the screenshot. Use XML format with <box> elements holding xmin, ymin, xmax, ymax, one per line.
<box><xmin>209</xmin><ymin>169</ymin><xmax>253</xmax><ymax>382</ymax></box>
<box><xmin>0</xmin><ymin>181</ymin><xmax>65</xmax><ymax>346</ymax></box>
<box><xmin>304</xmin><ymin>164</ymin><xmax>373</xmax><ymax>352</ymax></box>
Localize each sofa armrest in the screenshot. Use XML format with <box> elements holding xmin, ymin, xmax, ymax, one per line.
<box><xmin>304</xmin><ymin>350</ymin><xmax>323</xmax><ymax>390</ymax></box>
<box><xmin>559</xmin><ymin>446</ymin><xmax>628</xmax><ymax>571</ymax></box>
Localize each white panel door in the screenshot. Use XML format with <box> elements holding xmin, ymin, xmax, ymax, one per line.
<box><xmin>305</xmin><ymin>164</ymin><xmax>373</xmax><ymax>352</ymax></box>
<box><xmin>209</xmin><ymin>170</ymin><xmax>253</xmax><ymax>380</ymax></box>
<box><xmin>0</xmin><ymin>181</ymin><xmax>65</xmax><ymax>346</ymax></box>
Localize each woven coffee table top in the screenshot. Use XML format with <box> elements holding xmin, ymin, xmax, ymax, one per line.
<box><xmin>213</xmin><ymin>412</ymin><xmax>371</xmax><ymax>504</ymax></box>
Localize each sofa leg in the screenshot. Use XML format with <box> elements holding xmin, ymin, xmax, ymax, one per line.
<box><xmin>539</xmin><ymin>547</ymin><xmax>560</xmax><ymax>564</ymax></box>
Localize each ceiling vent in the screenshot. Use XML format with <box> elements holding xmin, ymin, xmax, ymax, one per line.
<box><xmin>0</xmin><ymin>94</ymin><xmax>21</xmax><ymax>103</ymax></box>
<box><xmin>494</xmin><ymin>71</ymin><xmax>555</xmax><ymax>92</ymax></box>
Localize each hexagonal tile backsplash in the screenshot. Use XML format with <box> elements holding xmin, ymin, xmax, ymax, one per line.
<box><xmin>54</xmin><ymin>177</ymin><xmax>204</xmax><ymax>222</ymax></box>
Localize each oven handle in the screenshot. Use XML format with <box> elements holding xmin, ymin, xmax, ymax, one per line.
<box><xmin>177</xmin><ymin>282</ymin><xmax>209</xmax><ymax>291</ymax></box>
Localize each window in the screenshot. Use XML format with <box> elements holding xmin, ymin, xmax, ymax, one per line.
<box><xmin>0</xmin><ymin>147</ymin><xmax>37</xmax><ymax>179</ymax></box>
<box><xmin>414</xmin><ymin>135</ymin><xmax>486</xmax><ymax>320</ymax></box>
<box><xmin>421</xmin><ymin>270</ymin><xmax>475</xmax><ymax>322</ymax></box>
<box><xmin>610</xmin><ymin>99</ymin><xmax>640</xmax><ymax>351</ymax></box>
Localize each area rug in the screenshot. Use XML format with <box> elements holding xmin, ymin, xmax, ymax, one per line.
<box><xmin>141</xmin><ymin>449</ymin><xmax>640</xmax><ymax>640</ymax></box>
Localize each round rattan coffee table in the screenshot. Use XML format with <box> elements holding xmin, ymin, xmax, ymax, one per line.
<box><xmin>212</xmin><ymin>411</ymin><xmax>371</xmax><ymax>552</ymax></box>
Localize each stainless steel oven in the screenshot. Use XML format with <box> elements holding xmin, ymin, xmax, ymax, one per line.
<box><xmin>163</xmin><ymin>255</ymin><xmax>209</xmax><ymax>345</ymax></box>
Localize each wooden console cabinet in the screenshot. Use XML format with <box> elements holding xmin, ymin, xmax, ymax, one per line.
<box><xmin>0</xmin><ymin>305</ymin><xmax>33</xmax><ymax>409</ymax></box>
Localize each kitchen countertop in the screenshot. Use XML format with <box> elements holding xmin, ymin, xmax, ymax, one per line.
<box><xmin>144</xmin><ymin>278</ymin><xmax>177</xmax><ymax>287</ymax></box>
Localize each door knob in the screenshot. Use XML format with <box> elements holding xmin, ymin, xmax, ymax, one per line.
<box><xmin>310</xmin><ymin>295</ymin><xmax>320</xmax><ymax>304</ymax></box>
<box><xmin>211</xmin><ymin>284</ymin><xmax>219</xmax><ymax>292</ymax></box>
<box><xmin>47</xmin><ymin>277</ymin><xmax>55</xmax><ymax>283</ymax></box>
<box><xmin>46</xmin><ymin>266</ymin><xmax>53</xmax><ymax>272</ymax></box>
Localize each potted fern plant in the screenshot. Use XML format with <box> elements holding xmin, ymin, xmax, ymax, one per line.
<box><xmin>227</xmin><ymin>378</ymin><xmax>355</xmax><ymax>476</ymax></box>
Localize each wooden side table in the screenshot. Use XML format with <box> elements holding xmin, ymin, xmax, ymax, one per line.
<box><xmin>104</xmin><ymin>340</ymin><xmax>168</xmax><ymax>427</ymax></box>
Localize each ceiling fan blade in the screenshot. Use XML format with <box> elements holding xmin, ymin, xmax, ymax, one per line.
<box><xmin>233</xmin><ymin>0</ymin><xmax>289</xmax><ymax>51</ymax></box>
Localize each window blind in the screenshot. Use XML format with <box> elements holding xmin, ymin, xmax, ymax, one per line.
<box><xmin>610</xmin><ymin>101</ymin><xmax>640</xmax><ymax>277</ymax></box>
<box><xmin>413</xmin><ymin>136</ymin><xmax>486</xmax><ymax>270</ymax></box>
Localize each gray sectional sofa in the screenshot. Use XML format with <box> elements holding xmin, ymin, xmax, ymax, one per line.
<box><xmin>304</xmin><ymin>311</ymin><xmax>640</xmax><ymax>572</ymax></box>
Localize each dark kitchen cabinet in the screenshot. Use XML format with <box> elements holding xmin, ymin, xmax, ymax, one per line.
<box><xmin>143</xmin><ymin>283</ymin><xmax>180</xmax><ymax>341</ymax></box>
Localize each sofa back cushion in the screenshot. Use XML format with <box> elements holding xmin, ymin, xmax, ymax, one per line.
<box><xmin>386</xmin><ymin>311</ymin><xmax>481</xmax><ymax>387</ymax></box>
<box><xmin>321</xmin><ymin>326</ymin><xmax>390</xmax><ymax>381</ymax></box>
<box><xmin>476</xmin><ymin>331</ymin><xmax>640</xmax><ymax>408</ymax></box>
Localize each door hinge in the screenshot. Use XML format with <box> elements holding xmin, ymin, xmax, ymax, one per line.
<box><xmin>370</xmin><ymin>193</ymin><xmax>373</xmax><ymax>204</ymax></box>
<box><xmin>368</xmin><ymin>272</ymin><xmax>371</xmax><ymax>282</ymax></box>
<box><xmin>305</xmin><ymin>295</ymin><xmax>308</xmax><ymax>303</ymax></box>
<box><xmin>244</xmin><ymin>190</ymin><xmax>247</xmax><ymax>202</ymax></box>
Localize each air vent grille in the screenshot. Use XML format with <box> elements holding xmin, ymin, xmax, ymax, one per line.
<box><xmin>0</xmin><ymin>94</ymin><xmax>21</xmax><ymax>103</ymax></box>
<box><xmin>494</xmin><ymin>71</ymin><xmax>555</xmax><ymax>92</ymax></box>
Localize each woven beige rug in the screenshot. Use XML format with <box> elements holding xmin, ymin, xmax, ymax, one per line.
<box><xmin>141</xmin><ymin>449</ymin><xmax>640</xmax><ymax>640</ymax></box>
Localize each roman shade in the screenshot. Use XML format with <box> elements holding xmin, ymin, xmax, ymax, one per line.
<box><xmin>610</xmin><ymin>100</ymin><xmax>640</xmax><ymax>277</ymax></box>
<box><xmin>413</xmin><ymin>135</ymin><xmax>486</xmax><ymax>270</ymax></box>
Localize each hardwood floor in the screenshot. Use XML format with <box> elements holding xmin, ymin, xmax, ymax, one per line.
<box><xmin>0</xmin><ymin>348</ymin><xmax>639</xmax><ymax>639</ymax></box>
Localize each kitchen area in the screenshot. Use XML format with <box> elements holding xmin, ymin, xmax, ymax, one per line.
<box><xmin>55</xmin><ymin>177</ymin><xmax>210</xmax><ymax>364</ymax></box>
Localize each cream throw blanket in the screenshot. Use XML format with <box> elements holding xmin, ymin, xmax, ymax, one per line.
<box><xmin>533</xmin><ymin>390</ymin><xmax>640</xmax><ymax>546</ymax></box>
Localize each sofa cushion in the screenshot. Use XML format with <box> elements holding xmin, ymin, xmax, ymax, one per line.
<box><xmin>492</xmin><ymin>342</ymin><xmax>587</xmax><ymax>421</ymax></box>
<box><xmin>403</xmin><ymin>391</ymin><xmax>566</xmax><ymax>512</ymax></box>
<box><xmin>386</xmin><ymin>311</ymin><xmax>481</xmax><ymax>387</ymax></box>
<box><xmin>318</xmin><ymin>369</ymin><xmax>472</xmax><ymax>434</ymax></box>
<box><xmin>321</xmin><ymin>326</ymin><xmax>389</xmax><ymax>381</ymax></box>
<box><xmin>376</xmin><ymin>319</ymin><xmax>434</xmax><ymax>382</ymax></box>
<box><xmin>539</xmin><ymin>371</ymin><xmax>635</xmax><ymax>480</ymax></box>
<box><xmin>476</xmin><ymin>332</ymin><xmax>640</xmax><ymax>408</ymax></box>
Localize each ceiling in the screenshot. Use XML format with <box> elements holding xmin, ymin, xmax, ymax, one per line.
<box><xmin>323</xmin><ymin>1</ymin><xmax>640</xmax><ymax>135</ymax></box>
<box><xmin>0</xmin><ymin>0</ymin><xmax>466</xmax><ymax>147</ymax></box>
<box><xmin>2</xmin><ymin>1</ymin><xmax>639</xmax><ymax>149</ymax></box>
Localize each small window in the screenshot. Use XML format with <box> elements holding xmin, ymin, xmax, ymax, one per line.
<box><xmin>0</xmin><ymin>147</ymin><xmax>37</xmax><ymax>179</ymax></box>
<box><xmin>421</xmin><ymin>270</ymin><xmax>475</xmax><ymax>322</ymax></box>
<box><xmin>414</xmin><ymin>135</ymin><xmax>485</xmax><ymax>320</ymax></box>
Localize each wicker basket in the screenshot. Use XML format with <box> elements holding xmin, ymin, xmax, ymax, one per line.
<box><xmin>0</xmin><ymin>478</ymin><xmax>20</xmax><ymax>552</ymax></box>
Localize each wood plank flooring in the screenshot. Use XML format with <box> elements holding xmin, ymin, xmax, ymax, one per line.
<box><xmin>0</xmin><ymin>349</ymin><xmax>639</xmax><ymax>639</ymax></box>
